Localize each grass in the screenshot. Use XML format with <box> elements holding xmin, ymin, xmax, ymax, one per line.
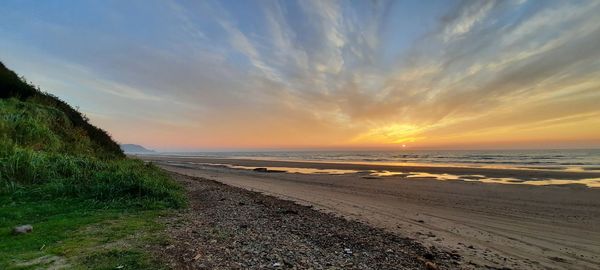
<box><xmin>0</xmin><ymin>142</ymin><xmax>185</xmax><ymax>207</ymax></box>
<box><xmin>0</xmin><ymin>142</ymin><xmax>183</xmax><ymax>269</ymax></box>
<box><xmin>0</xmin><ymin>98</ymin><xmax>118</xmax><ymax>159</ymax></box>
<box><xmin>0</xmin><ymin>62</ymin><xmax>186</xmax><ymax>268</ymax></box>
<box><xmin>0</xmin><ymin>120</ymin><xmax>183</xmax><ymax>268</ymax></box>
<box><xmin>0</xmin><ymin>198</ymin><xmax>169</xmax><ymax>269</ymax></box>
<box><xmin>0</xmin><ymin>61</ymin><xmax>123</xmax><ymax>158</ymax></box>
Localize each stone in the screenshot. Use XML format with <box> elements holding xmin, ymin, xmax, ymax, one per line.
<box><xmin>425</xmin><ymin>261</ymin><xmax>439</xmax><ymax>270</ymax></box>
<box><xmin>12</xmin><ymin>225</ymin><xmax>33</xmax><ymax>235</ymax></box>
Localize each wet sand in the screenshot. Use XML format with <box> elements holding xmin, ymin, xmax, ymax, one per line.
<box><xmin>142</xmin><ymin>156</ymin><xmax>600</xmax><ymax>181</ymax></box>
<box><xmin>144</xmin><ymin>156</ymin><xmax>600</xmax><ymax>269</ymax></box>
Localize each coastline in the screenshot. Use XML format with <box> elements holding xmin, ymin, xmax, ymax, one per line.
<box><xmin>142</xmin><ymin>155</ymin><xmax>600</xmax><ymax>182</ymax></box>
<box><xmin>144</xmin><ymin>156</ymin><xmax>600</xmax><ymax>269</ymax></box>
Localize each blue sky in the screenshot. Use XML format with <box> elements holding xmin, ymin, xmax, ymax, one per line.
<box><xmin>1</xmin><ymin>0</ymin><xmax>599</xmax><ymax>150</ymax></box>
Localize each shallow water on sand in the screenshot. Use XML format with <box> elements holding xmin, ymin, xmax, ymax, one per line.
<box><xmin>167</xmin><ymin>149</ymin><xmax>600</xmax><ymax>172</ymax></box>
<box><xmin>163</xmin><ymin>160</ymin><xmax>600</xmax><ymax>188</ymax></box>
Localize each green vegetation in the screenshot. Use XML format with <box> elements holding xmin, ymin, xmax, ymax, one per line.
<box><xmin>0</xmin><ymin>61</ymin><xmax>184</xmax><ymax>269</ymax></box>
<box><xmin>0</xmin><ymin>199</ymin><xmax>169</xmax><ymax>269</ymax></box>
<box><xmin>0</xmin><ymin>62</ymin><xmax>123</xmax><ymax>159</ymax></box>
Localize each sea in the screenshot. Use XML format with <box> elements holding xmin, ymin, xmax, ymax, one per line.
<box><xmin>166</xmin><ymin>149</ymin><xmax>600</xmax><ymax>172</ymax></box>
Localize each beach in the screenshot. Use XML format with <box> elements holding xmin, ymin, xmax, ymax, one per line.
<box><xmin>157</xmin><ymin>172</ymin><xmax>459</xmax><ymax>269</ymax></box>
<box><xmin>4</xmin><ymin>1</ymin><xmax>600</xmax><ymax>268</ymax></box>
<box><xmin>144</xmin><ymin>156</ymin><xmax>600</xmax><ymax>269</ymax></box>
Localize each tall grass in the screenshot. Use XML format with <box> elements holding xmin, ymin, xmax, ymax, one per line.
<box><xmin>1</xmin><ymin>98</ymin><xmax>111</xmax><ymax>158</ymax></box>
<box><xmin>0</xmin><ymin>62</ymin><xmax>184</xmax><ymax>209</ymax></box>
<box><xmin>0</xmin><ymin>61</ymin><xmax>123</xmax><ymax>158</ymax></box>
<box><xmin>0</xmin><ymin>146</ymin><xmax>184</xmax><ymax>207</ymax></box>
<box><xmin>0</xmin><ymin>60</ymin><xmax>183</xmax><ymax>269</ymax></box>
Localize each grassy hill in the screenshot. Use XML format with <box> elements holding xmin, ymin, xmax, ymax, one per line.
<box><xmin>0</xmin><ymin>61</ymin><xmax>184</xmax><ymax>269</ymax></box>
<box><xmin>0</xmin><ymin>62</ymin><xmax>123</xmax><ymax>159</ymax></box>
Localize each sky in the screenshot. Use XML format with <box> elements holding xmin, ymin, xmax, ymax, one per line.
<box><xmin>1</xmin><ymin>0</ymin><xmax>600</xmax><ymax>151</ymax></box>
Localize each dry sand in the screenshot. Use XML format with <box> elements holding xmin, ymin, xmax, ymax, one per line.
<box><xmin>144</xmin><ymin>156</ymin><xmax>600</xmax><ymax>269</ymax></box>
<box><xmin>157</xmin><ymin>172</ymin><xmax>459</xmax><ymax>269</ymax></box>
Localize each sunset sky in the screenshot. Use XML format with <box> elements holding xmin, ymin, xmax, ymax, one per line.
<box><xmin>1</xmin><ymin>0</ymin><xmax>599</xmax><ymax>151</ymax></box>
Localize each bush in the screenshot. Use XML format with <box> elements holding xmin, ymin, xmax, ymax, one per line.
<box><xmin>0</xmin><ymin>142</ymin><xmax>185</xmax><ymax>208</ymax></box>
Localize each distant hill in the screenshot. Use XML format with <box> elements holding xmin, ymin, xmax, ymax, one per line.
<box><xmin>121</xmin><ymin>144</ymin><xmax>156</xmax><ymax>153</ymax></box>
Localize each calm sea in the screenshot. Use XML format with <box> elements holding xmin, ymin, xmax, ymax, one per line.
<box><xmin>167</xmin><ymin>149</ymin><xmax>600</xmax><ymax>171</ymax></box>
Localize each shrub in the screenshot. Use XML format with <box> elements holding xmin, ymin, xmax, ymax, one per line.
<box><xmin>0</xmin><ymin>62</ymin><xmax>184</xmax><ymax>209</ymax></box>
<box><xmin>0</xmin><ymin>142</ymin><xmax>185</xmax><ymax>208</ymax></box>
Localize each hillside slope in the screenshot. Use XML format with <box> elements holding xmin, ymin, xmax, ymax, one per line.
<box><xmin>0</xmin><ymin>61</ymin><xmax>184</xmax><ymax>269</ymax></box>
<box><xmin>0</xmin><ymin>61</ymin><xmax>123</xmax><ymax>159</ymax></box>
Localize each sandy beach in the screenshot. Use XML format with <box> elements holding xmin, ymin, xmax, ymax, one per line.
<box><xmin>157</xmin><ymin>172</ymin><xmax>460</xmax><ymax>269</ymax></box>
<box><xmin>144</xmin><ymin>156</ymin><xmax>600</xmax><ymax>269</ymax></box>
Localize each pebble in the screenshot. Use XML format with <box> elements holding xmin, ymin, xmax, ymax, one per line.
<box><xmin>425</xmin><ymin>261</ymin><xmax>439</xmax><ymax>270</ymax></box>
<box><xmin>12</xmin><ymin>225</ymin><xmax>33</xmax><ymax>235</ymax></box>
<box><xmin>155</xmin><ymin>174</ymin><xmax>459</xmax><ymax>269</ymax></box>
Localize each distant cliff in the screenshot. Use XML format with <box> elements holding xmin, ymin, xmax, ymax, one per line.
<box><xmin>121</xmin><ymin>144</ymin><xmax>156</xmax><ymax>153</ymax></box>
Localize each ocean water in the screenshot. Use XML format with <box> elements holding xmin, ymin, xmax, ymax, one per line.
<box><xmin>168</xmin><ymin>149</ymin><xmax>600</xmax><ymax>171</ymax></box>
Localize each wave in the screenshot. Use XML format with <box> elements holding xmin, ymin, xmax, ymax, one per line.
<box><xmin>172</xmin><ymin>149</ymin><xmax>600</xmax><ymax>170</ymax></box>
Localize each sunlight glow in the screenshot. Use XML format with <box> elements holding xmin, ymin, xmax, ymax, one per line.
<box><xmin>1</xmin><ymin>0</ymin><xmax>599</xmax><ymax>150</ymax></box>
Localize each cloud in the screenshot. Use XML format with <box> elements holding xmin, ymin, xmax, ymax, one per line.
<box><xmin>1</xmin><ymin>0</ymin><xmax>599</xmax><ymax>149</ymax></box>
<box><xmin>442</xmin><ymin>1</ymin><xmax>495</xmax><ymax>42</ymax></box>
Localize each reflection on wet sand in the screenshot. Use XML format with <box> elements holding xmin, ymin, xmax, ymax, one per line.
<box><xmin>229</xmin><ymin>165</ymin><xmax>359</xmax><ymax>175</ymax></box>
<box><xmin>369</xmin><ymin>170</ymin><xmax>409</xmax><ymax>177</ymax></box>
<box><xmin>168</xmin><ymin>161</ymin><xmax>360</xmax><ymax>175</ymax></box>
<box><xmin>161</xmin><ymin>160</ymin><xmax>600</xmax><ymax>188</ymax></box>
<box><xmin>402</xmin><ymin>172</ymin><xmax>600</xmax><ymax>187</ymax></box>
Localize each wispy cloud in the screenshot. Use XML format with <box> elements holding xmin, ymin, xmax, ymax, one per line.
<box><xmin>1</xmin><ymin>0</ymin><xmax>599</xmax><ymax>149</ymax></box>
